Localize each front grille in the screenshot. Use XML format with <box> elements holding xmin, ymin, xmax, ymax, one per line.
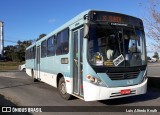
<box><xmin>107</xmin><ymin>71</ymin><xmax>140</xmax><ymax>80</ymax></box>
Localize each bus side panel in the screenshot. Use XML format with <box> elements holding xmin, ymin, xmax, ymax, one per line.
<box><xmin>26</xmin><ymin>68</ymin><xmax>32</xmax><ymax>77</ymax></box>
<box><xmin>26</xmin><ymin>59</ymin><xmax>35</xmax><ymax>77</ymax></box>
<box><xmin>39</xmin><ymin>71</ymin><xmax>57</xmax><ymax>87</ymax></box>
<box><xmin>39</xmin><ymin>54</ymin><xmax>72</xmax><ymax>94</ymax></box>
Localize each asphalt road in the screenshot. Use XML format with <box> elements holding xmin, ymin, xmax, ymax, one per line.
<box><xmin>0</xmin><ymin>66</ymin><xmax>159</xmax><ymax>115</ymax></box>
<box><xmin>147</xmin><ymin>63</ymin><xmax>160</xmax><ymax>77</ymax></box>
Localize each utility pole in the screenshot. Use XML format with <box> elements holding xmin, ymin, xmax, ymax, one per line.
<box><xmin>0</xmin><ymin>21</ymin><xmax>4</xmax><ymax>58</ymax></box>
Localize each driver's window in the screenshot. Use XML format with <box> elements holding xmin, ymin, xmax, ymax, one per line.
<box><xmin>129</xmin><ymin>40</ymin><xmax>137</xmax><ymax>53</ymax></box>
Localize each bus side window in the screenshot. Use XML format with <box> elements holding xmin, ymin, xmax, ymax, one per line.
<box><xmin>47</xmin><ymin>36</ymin><xmax>55</xmax><ymax>56</ymax></box>
<box><xmin>41</xmin><ymin>40</ymin><xmax>47</xmax><ymax>58</ymax></box>
<box><xmin>62</xmin><ymin>28</ymin><xmax>69</xmax><ymax>54</ymax></box>
<box><xmin>56</xmin><ymin>28</ymin><xmax>69</xmax><ymax>55</ymax></box>
<box><xmin>30</xmin><ymin>48</ymin><xmax>33</xmax><ymax>59</ymax></box>
<box><xmin>30</xmin><ymin>47</ymin><xmax>35</xmax><ymax>59</ymax></box>
<box><xmin>56</xmin><ymin>32</ymin><xmax>63</xmax><ymax>55</ymax></box>
<box><xmin>29</xmin><ymin>48</ymin><xmax>31</xmax><ymax>59</ymax></box>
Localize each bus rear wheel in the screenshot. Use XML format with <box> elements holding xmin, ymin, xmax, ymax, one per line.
<box><xmin>58</xmin><ymin>77</ymin><xmax>72</xmax><ymax>100</ymax></box>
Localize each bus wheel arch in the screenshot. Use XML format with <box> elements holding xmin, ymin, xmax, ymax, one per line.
<box><xmin>57</xmin><ymin>73</ymin><xmax>72</xmax><ymax>100</ymax></box>
<box><xmin>57</xmin><ymin>73</ymin><xmax>63</xmax><ymax>88</ymax></box>
<box><xmin>31</xmin><ymin>69</ymin><xmax>38</xmax><ymax>82</ymax></box>
<box><xmin>31</xmin><ymin>69</ymin><xmax>34</xmax><ymax>78</ymax></box>
<box><xmin>22</xmin><ymin>68</ymin><xmax>26</xmax><ymax>71</ymax></box>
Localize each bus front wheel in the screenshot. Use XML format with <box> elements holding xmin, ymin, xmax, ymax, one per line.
<box><xmin>58</xmin><ymin>77</ymin><xmax>72</xmax><ymax>100</ymax></box>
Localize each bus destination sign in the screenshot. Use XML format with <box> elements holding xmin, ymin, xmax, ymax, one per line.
<box><xmin>89</xmin><ymin>11</ymin><xmax>143</xmax><ymax>27</ymax></box>
<box><xmin>98</xmin><ymin>15</ymin><xmax>122</xmax><ymax>23</ymax></box>
<box><xmin>90</xmin><ymin>11</ymin><xmax>127</xmax><ymax>23</ymax></box>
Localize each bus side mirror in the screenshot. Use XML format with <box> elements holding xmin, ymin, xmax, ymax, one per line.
<box><xmin>84</xmin><ymin>24</ymin><xmax>89</xmax><ymax>38</ymax></box>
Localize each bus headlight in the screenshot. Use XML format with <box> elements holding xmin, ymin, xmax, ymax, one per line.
<box><xmin>141</xmin><ymin>69</ymin><xmax>148</xmax><ymax>83</ymax></box>
<box><xmin>142</xmin><ymin>73</ymin><xmax>147</xmax><ymax>83</ymax></box>
<box><xmin>86</xmin><ymin>75</ymin><xmax>106</xmax><ymax>86</ymax></box>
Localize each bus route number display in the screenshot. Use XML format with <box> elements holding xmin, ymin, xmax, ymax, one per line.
<box><xmin>102</xmin><ymin>15</ymin><xmax>122</xmax><ymax>23</ymax></box>
<box><xmin>91</xmin><ymin>11</ymin><xmax>123</xmax><ymax>23</ymax></box>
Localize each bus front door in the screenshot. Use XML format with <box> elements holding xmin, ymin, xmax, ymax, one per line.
<box><xmin>36</xmin><ymin>46</ymin><xmax>40</xmax><ymax>80</ymax></box>
<box><xmin>73</xmin><ymin>28</ymin><xmax>84</xmax><ymax>96</ymax></box>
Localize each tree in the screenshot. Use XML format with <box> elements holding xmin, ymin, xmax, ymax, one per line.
<box><xmin>143</xmin><ymin>0</ymin><xmax>160</xmax><ymax>50</ymax></box>
<box><xmin>4</xmin><ymin>45</ymin><xmax>15</xmax><ymax>61</ymax></box>
<box><xmin>4</xmin><ymin>40</ymin><xmax>32</xmax><ymax>62</ymax></box>
<box><xmin>16</xmin><ymin>40</ymin><xmax>32</xmax><ymax>62</ymax></box>
<box><xmin>36</xmin><ymin>33</ymin><xmax>46</xmax><ymax>41</ymax></box>
<box><xmin>152</xmin><ymin>52</ymin><xmax>159</xmax><ymax>59</ymax></box>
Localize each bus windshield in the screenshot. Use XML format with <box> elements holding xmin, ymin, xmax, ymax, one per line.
<box><xmin>88</xmin><ymin>24</ymin><xmax>147</xmax><ymax>67</ymax></box>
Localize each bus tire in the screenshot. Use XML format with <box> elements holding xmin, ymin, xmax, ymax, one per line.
<box><xmin>22</xmin><ymin>68</ymin><xmax>26</xmax><ymax>71</ymax></box>
<box><xmin>32</xmin><ymin>70</ymin><xmax>38</xmax><ymax>82</ymax></box>
<box><xmin>58</xmin><ymin>77</ymin><xmax>72</xmax><ymax>100</ymax></box>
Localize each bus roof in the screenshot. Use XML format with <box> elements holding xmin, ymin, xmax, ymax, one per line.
<box><xmin>26</xmin><ymin>9</ymin><xmax>91</xmax><ymax>50</ymax></box>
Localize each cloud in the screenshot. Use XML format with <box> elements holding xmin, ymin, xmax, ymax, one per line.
<box><xmin>48</xmin><ymin>19</ymin><xmax>56</xmax><ymax>24</ymax></box>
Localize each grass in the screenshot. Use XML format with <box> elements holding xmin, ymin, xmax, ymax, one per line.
<box><xmin>0</xmin><ymin>61</ymin><xmax>24</xmax><ymax>70</ymax></box>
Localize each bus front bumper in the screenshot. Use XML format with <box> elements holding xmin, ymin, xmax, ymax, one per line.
<box><xmin>83</xmin><ymin>78</ymin><xmax>147</xmax><ymax>101</ymax></box>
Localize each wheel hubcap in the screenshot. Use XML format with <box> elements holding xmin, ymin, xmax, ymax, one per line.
<box><xmin>61</xmin><ymin>82</ymin><xmax>66</xmax><ymax>94</ymax></box>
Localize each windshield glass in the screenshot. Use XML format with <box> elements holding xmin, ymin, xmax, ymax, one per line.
<box><xmin>88</xmin><ymin>24</ymin><xmax>147</xmax><ymax>67</ymax></box>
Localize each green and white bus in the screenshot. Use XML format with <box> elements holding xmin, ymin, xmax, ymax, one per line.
<box><xmin>26</xmin><ymin>10</ymin><xmax>147</xmax><ymax>101</ymax></box>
